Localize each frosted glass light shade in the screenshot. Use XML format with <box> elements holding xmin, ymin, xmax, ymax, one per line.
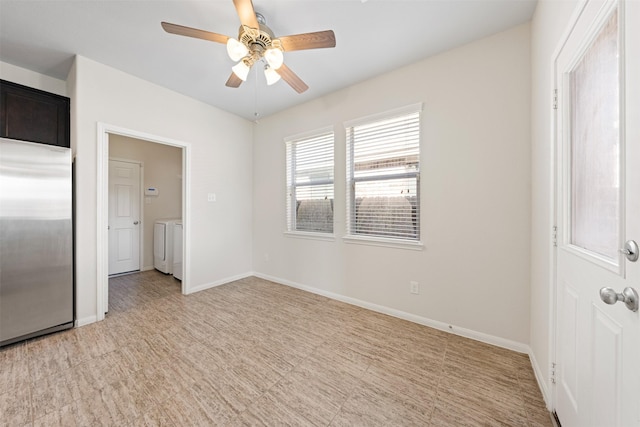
<box><xmin>264</xmin><ymin>67</ymin><xmax>281</xmax><ymax>85</ymax></box>
<box><xmin>232</xmin><ymin>61</ymin><xmax>250</xmax><ymax>81</ymax></box>
<box><xmin>227</xmin><ymin>38</ymin><xmax>248</xmax><ymax>62</ymax></box>
<box><xmin>264</xmin><ymin>48</ymin><xmax>284</xmax><ymax>70</ymax></box>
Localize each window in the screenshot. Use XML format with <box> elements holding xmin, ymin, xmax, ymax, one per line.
<box><xmin>569</xmin><ymin>11</ymin><xmax>620</xmax><ymax>260</ymax></box>
<box><xmin>345</xmin><ymin>104</ymin><xmax>421</xmax><ymax>242</ymax></box>
<box><xmin>286</xmin><ymin>128</ymin><xmax>334</xmax><ymax>234</ymax></box>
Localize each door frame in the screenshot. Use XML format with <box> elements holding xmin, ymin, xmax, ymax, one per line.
<box><xmin>107</xmin><ymin>158</ymin><xmax>144</xmax><ymax>277</ymax></box>
<box><xmin>548</xmin><ymin>0</ymin><xmax>589</xmax><ymax>412</ymax></box>
<box><xmin>96</xmin><ymin>123</ymin><xmax>191</xmax><ymax>320</ymax></box>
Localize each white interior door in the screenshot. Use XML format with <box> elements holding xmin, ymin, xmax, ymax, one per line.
<box><xmin>555</xmin><ymin>1</ymin><xmax>640</xmax><ymax>426</ymax></box>
<box><xmin>108</xmin><ymin>160</ymin><xmax>141</xmax><ymax>276</ymax></box>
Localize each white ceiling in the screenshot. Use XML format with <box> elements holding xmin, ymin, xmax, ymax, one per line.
<box><xmin>0</xmin><ymin>0</ymin><xmax>537</xmax><ymax>121</ymax></box>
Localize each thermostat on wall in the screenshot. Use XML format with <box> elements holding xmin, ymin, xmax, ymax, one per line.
<box><xmin>145</xmin><ymin>187</ymin><xmax>159</xmax><ymax>196</ymax></box>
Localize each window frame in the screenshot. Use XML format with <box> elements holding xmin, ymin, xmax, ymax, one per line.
<box><xmin>285</xmin><ymin>126</ymin><xmax>335</xmax><ymax>238</ymax></box>
<box><xmin>344</xmin><ymin>103</ymin><xmax>423</xmax><ymax>249</ymax></box>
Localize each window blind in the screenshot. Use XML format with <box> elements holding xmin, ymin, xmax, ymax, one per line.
<box><xmin>286</xmin><ymin>129</ymin><xmax>334</xmax><ymax>233</ymax></box>
<box><xmin>346</xmin><ymin>108</ymin><xmax>421</xmax><ymax>240</ymax></box>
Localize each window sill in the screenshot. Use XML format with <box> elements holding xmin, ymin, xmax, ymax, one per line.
<box><xmin>284</xmin><ymin>231</ymin><xmax>336</xmax><ymax>242</ymax></box>
<box><xmin>342</xmin><ymin>235</ymin><xmax>424</xmax><ymax>251</ymax></box>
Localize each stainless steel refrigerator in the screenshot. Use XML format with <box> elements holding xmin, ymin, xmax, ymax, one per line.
<box><xmin>0</xmin><ymin>138</ymin><xmax>74</xmax><ymax>347</ymax></box>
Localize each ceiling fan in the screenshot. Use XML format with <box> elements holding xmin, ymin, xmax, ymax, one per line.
<box><xmin>161</xmin><ymin>0</ymin><xmax>336</xmax><ymax>94</ymax></box>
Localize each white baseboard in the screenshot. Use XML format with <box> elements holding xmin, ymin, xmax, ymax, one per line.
<box><xmin>186</xmin><ymin>271</ymin><xmax>254</xmax><ymax>295</ymax></box>
<box><xmin>76</xmin><ymin>315</ymin><xmax>97</xmax><ymax>327</ymax></box>
<box><xmin>529</xmin><ymin>349</ymin><xmax>552</xmax><ymax>410</ymax></box>
<box><xmin>141</xmin><ymin>265</ymin><xmax>155</xmax><ymax>272</ymax></box>
<box><xmin>253</xmin><ymin>272</ymin><xmax>530</xmax><ymax>354</ymax></box>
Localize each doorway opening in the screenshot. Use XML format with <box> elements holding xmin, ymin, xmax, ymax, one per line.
<box><xmin>97</xmin><ymin>123</ymin><xmax>191</xmax><ymax>320</ymax></box>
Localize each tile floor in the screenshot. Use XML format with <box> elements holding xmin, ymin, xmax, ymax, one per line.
<box><xmin>0</xmin><ymin>271</ymin><xmax>552</xmax><ymax>426</ymax></box>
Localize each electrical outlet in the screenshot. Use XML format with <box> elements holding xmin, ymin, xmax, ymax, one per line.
<box><xmin>410</xmin><ymin>281</ymin><xmax>419</xmax><ymax>294</ymax></box>
<box><xmin>207</xmin><ymin>193</ymin><xmax>216</xmax><ymax>202</ymax></box>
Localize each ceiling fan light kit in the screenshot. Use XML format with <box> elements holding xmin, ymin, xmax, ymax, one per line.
<box><xmin>226</xmin><ymin>37</ymin><xmax>249</xmax><ymax>61</ymax></box>
<box><xmin>227</xmin><ymin>21</ymin><xmax>284</xmax><ymax>82</ymax></box>
<box><xmin>264</xmin><ymin>66</ymin><xmax>281</xmax><ymax>85</ymax></box>
<box><xmin>161</xmin><ymin>0</ymin><xmax>336</xmax><ymax>94</ymax></box>
<box><xmin>263</xmin><ymin>47</ymin><xmax>283</xmax><ymax>70</ymax></box>
<box><xmin>231</xmin><ymin>60</ymin><xmax>251</xmax><ymax>81</ymax></box>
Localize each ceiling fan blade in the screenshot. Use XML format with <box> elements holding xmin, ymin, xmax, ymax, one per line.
<box><xmin>276</xmin><ymin>64</ymin><xmax>309</xmax><ymax>94</ymax></box>
<box><xmin>278</xmin><ymin>30</ymin><xmax>336</xmax><ymax>52</ymax></box>
<box><xmin>161</xmin><ymin>22</ymin><xmax>229</xmax><ymax>44</ymax></box>
<box><xmin>225</xmin><ymin>72</ymin><xmax>244</xmax><ymax>88</ymax></box>
<box><xmin>233</xmin><ymin>0</ymin><xmax>259</xmax><ymax>29</ymax></box>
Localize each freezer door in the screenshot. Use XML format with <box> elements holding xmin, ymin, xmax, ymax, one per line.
<box><xmin>0</xmin><ymin>138</ymin><xmax>74</xmax><ymax>344</ymax></box>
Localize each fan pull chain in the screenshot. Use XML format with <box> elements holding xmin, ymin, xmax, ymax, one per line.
<box><xmin>253</xmin><ymin>65</ymin><xmax>260</xmax><ymax>123</ymax></box>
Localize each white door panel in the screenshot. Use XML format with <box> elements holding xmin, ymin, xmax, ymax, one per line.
<box><xmin>558</xmin><ymin>282</ymin><xmax>579</xmax><ymax>412</ymax></box>
<box><xmin>555</xmin><ymin>1</ymin><xmax>639</xmax><ymax>426</ymax></box>
<box><xmin>116</xmin><ymin>228</ymin><xmax>133</xmax><ymax>260</ymax></box>
<box><xmin>109</xmin><ymin>160</ymin><xmax>141</xmax><ymax>276</ymax></box>
<box><xmin>116</xmin><ymin>184</ymin><xmax>132</xmax><ymax>217</ymax></box>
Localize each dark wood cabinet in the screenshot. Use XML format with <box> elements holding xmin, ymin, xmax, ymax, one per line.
<box><xmin>0</xmin><ymin>79</ymin><xmax>70</xmax><ymax>148</ymax></box>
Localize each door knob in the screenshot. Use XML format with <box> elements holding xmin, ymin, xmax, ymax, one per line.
<box><xmin>599</xmin><ymin>287</ymin><xmax>639</xmax><ymax>312</ymax></box>
<box><xmin>133</xmin><ymin>221</ymin><xmax>139</xmax><ymax>225</ymax></box>
<box><xmin>620</xmin><ymin>240</ymin><xmax>638</xmax><ymax>262</ymax></box>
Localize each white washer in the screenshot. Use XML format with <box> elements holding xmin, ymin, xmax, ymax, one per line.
<box><xmin>153</xmin><ymin>218</ymin><xmax>180</xmax><ymax>274</ymax></box>
<box><xmin>172</xmin><ymin>220</ymin><xmax>183</xmax><ymax>281</ymax></box>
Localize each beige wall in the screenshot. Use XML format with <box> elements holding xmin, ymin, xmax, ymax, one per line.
<box><xmin>0</xmin><ymin>61</ymin><xmax>67</xmax><ymax>96</ymax></box>
<box><xmin>109</xmin><ymin>135</ymin><xmax>182</xmax><ymax>270</ymax></box>
<box><xmin>252</xmin><ymin>23</ymin><xmax>532</xmax><ymax>349</ymax></box>
<box><xmin>69</xmin><ymin>55</ymin><xmax>253</xmax><ymax>324</ymax></box>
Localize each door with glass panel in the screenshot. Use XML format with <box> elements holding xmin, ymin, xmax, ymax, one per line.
<box><xmin>555</xmin><ymin>1</ymin><xmax>639</xmax><ymax>426</ymax></box>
